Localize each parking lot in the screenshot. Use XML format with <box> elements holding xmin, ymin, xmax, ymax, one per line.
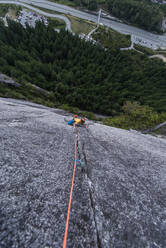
<box><xmin>18</xmin><ymin>9</ymin><xmax>48</xmax><ymax>28</ymax></box>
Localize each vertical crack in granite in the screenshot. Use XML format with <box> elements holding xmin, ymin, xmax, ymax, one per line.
<box><xmin>81</xmin><ymin>142</ymin><xmax>102</xmax><ymax>248</ymax></box>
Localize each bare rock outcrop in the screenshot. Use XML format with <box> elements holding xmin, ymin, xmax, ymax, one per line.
<box><xmin>0</xmin><ymin>74</ymin><xmax>20</xmax><ymax>87</ymax></box>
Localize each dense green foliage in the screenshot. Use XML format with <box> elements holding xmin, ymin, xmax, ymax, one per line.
<box><xmin>107</xmin><ymin>0</ymin><xmax>163</xmax><ymax>32</ymax></box>
<box><xmin>51</xmin><ymin>0</ymin><xmax>98</xmax><ymax>10</ymax></box>
<box><xmin>103</xmin><ymin>101</ymin><xmax>166</xmax><ymax>130</ymax></box>
<box><xmin>0</xmin><ymin>20</ymin><xmax>166</xmax><ymax>116</ymax></box>
<box><xmin>0</xmin><ymin>80</ymin><xmax>56</xmax><ymax>108</ymax></box>
<box><xmin>0</xmin><ymin>4</ymin><xmax>9</xmax><ymax>17</ymax></box>
<box><xmin>74</xmin><ymin>0</ymin><xmax>98</xmax><ymax>10</ymax></box>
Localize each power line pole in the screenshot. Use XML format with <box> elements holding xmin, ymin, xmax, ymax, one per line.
<box><xmin>97</xmin><ymin>8</ymin><xmax>101</xmax><ymax>26</ymax></box>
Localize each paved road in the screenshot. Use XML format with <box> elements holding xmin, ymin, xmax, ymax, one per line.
<box><xmin>0</xmin><ymin>0</ymin><xmax>72</xmax><ymax>31</ymax></box>
<box><xmin>0</xmin><ymin>98</ymin><xmax>166</xmax><ymax>247</ymax></box>
<box><xmin>1</xmin><ymin>0</ymin><xmax>166</xmax><ymax>48</ymax></box>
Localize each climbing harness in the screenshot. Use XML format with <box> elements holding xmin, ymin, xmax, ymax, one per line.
<box><xmin>63</xmin><ymin>124</ymin><xmax>78</xmax><ymax>248</ymax></box>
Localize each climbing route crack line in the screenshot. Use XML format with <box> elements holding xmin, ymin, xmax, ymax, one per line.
<box><xmin>63</xmin><ymin>124</ymin><xmax>78</xmax><ymax>248</ymax></box>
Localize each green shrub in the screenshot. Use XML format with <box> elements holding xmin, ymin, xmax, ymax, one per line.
<box><xmin>103</xmin><ymin>101</ymin><xmax>165</xmax><ymax>130</ymax></box>
<box><xmin>78</xmin><ymin>111</ymin><xmax>98</xmax><ymax>121</ymax></box>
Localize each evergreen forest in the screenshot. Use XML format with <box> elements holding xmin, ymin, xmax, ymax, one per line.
<box><xmin>0</xmin><ymin>20</ymin><xmax>166</xmax><ymax>117</ymax></box>
<box><xmin>107</xmin><ymin>0</ymin><xmax>164</xmax><ymax>33</ymax></box>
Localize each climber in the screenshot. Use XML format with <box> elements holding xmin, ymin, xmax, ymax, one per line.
<box><xmin>68</xmin><ymin>115</ymin><xmax>86</xmax><ymax>128</ymax></box>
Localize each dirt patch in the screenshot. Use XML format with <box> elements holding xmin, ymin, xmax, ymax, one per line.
<box><xmin>8</xmin><ymin>8</ymin><xmax>17</xmax><ymax>19</ymax></box>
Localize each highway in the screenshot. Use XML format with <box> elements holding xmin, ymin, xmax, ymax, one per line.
<box><xmin>18</xmin><ymin>0</ymin><xmax>166</xmax><ymax>48</ymax></box>
<box><xmin>1</xmin><ymin>0</ymin><xmax>166</xmax><ymax>48</ymax></box>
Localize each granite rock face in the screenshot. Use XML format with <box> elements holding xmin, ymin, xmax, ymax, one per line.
<box><xmin>0</xmin><ymin>98</ymin><xmax>166</xmax><ymax>248</ymax></box>
<box><xmin>0</xmin><ymin>74</ymin><xmax>20</xmax><ymax>87</ymax></box>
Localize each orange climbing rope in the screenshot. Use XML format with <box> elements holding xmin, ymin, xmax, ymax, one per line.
<box><xmin>63</xmin><ymin>124</ymin><xmax>78</xmax><ymax>248</ymax></box>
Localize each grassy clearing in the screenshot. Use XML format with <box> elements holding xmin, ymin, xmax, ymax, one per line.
<box><xmin>0</xmin><ymin>4</ymin><xmax>21</xmax><ymax>17</ymax></box>
<box><xmin>48</xmin><ymin>17</ymin><xmax>66</xmax><ymax>29</ymax></box>
<box><xmin>134</xmin><ymin>44</ymin><xmax>155</xmax><ymax>55</ymax></box>
<box><xmin>8</xmin><ymin>8</ymin><xmax>17</xmax><ymax>19</ymax></box>
<box><xmin>67</xmin><ymin>15</ymin><xmax>96</xmax><ymax>35</ymax></box>
<box><xmin>92</xmin><ymin>26</ymin><xmax>131</xmax><ymax>49</ymax></box>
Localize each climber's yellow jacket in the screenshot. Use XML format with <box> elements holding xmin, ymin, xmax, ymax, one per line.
<box><xmin>74</xmin><ymin>118</ymin><xmax>82</xmax><ymax>125</ymax></box>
